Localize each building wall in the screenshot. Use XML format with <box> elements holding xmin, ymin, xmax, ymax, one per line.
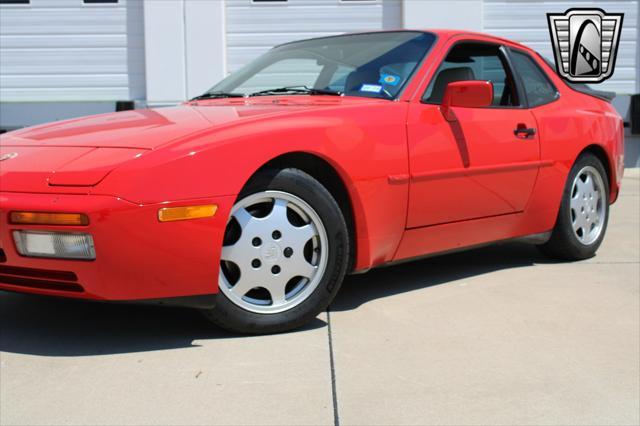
<box><xmin>0</xmin><ymin>0</ymin><xmax>145</xmax><ymax>103</ymax></box>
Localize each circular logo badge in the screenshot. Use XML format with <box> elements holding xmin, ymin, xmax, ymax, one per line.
<box><xmin>261</xmin><ymin>243</ymin><xmax>281</xmax><ymax>263</ymax></box>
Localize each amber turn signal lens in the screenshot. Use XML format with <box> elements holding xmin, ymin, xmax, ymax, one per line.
<box><xmin>158</xmin><ymin>204</ymin><xmax>218</xmax><ymax>222</ymax></box>
<box><xmin>10</xmin><ymin>211</ymin><xmax>89</xmax><ymax>226</ymax></box>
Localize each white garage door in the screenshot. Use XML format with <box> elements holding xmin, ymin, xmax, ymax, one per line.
<box><xmin>0</xmin><ymin>0</ymin><xmax>145</xmax><ymax>102</ymax></box>
<box><xmin>225</xmin><ymin>0</ymin><xmax>403</xmax><ymax>74</ymax></box>
<box><xmin>483</xmin><ymin>0</ymin><xmax>638</xmax><ymax>94</ymax></box>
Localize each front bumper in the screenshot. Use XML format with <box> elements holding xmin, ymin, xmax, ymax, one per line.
<box><xmin>0</xmin><ymin>192</ymin><xmax>235</xmax><ymax>302</ymax></box>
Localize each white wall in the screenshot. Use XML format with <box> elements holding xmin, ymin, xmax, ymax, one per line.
<box><xmin>143</xmin><ymin>0</ymin><xmax>225</xmax><ymax>105</ymax></box>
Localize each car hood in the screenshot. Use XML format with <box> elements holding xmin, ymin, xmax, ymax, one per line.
<box><xmin>0</xmin><ymin>97</ymin><xmax>378</xmax><ymax>192</ymax></box>
<box><xmin>3</xmin><ymin>97</ymin><xmax>358</xmax><ymax>150</ymax></box>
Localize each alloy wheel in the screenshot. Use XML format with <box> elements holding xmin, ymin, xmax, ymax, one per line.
<box><xmin>570</xmin><ymin>165</ymin><xmax>606</xmax><ymax>245</ymax></box>
<box><xmin>219</xmin><ymin>191</ymin><xmax>329</xmax><ymax>314</ymax></box>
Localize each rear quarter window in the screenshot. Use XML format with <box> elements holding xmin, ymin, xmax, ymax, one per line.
<box><xmin>510</xmin><ymin>50</ymin><xmax>559</xmax><ymax>107</ymax></box>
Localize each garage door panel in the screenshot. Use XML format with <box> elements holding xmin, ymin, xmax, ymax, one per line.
<box><xmin>0</xmin><ymin>0</ymin><xmax>145</xmax><ymax>102</ymax></box>
<box><xmin>484</xmin><ymin>1</ymin><xmax>638</xmax><ymax>25</ymax></box>
<box><xmin>227</xmin><ymin>32</ymin><xmax>339</xmax><ymax>48</ymax></box>
<box><xmin>2</xmin><ymin>87</ymin><xmax>131</xmax><ymax>102</ymax></box>
<box><xmin>1</xmin><ymin>74</ymin><xmax>130</xmax><ymax>89</ymax></box>
<box><xmin>0</xmin><ymin>34</ymin><xmax>127</xmax><ymax>49</ymax></box>
<box><xmin>0</xmin><ymin>9</ymin><xmax>127</xmax><ymax>35</ymax></box>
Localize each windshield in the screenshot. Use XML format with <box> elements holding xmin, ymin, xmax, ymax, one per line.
<box><xmin>206</xmin><ymin>31</ymin><xmax>436</xmax><ymax>100</ymax></box>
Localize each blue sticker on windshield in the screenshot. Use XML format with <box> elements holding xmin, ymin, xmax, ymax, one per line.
<box><xmin>360</xmin><ymin>84</ymin><xmax>383</xmax><ymax>93</ymax></box>
<box><xmin>380</xmin><ymin>74</ymin><xmax>401</xmax><ymax>86</ymax></box>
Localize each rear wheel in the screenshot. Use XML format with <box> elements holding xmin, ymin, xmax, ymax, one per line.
<box><xmin>203</xmin><ymin>168</ymin><xmax>349</xmax><ymax>334</ymax></box>
<box><xmin>538</xmin><ymin>153</ymin><xmax>609</xmax><ymax>260</ymax></box>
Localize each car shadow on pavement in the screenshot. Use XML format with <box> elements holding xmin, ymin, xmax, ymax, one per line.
<box><xmin>0</xmin><ymin>242</ymin><xmax>556</xmax><ymax>357</ymax></box>
<box><xmin>333</xmin><ymin>241</ymin><xmax>557</xmax><ymax>311</ymax></box>
<box><xmin>0</xmin><ymin>292</ymin><xmax>327</xmax><ymax>357</ymax></box>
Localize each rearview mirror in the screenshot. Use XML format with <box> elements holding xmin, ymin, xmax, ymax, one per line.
<box><xmin>441</xmin><ymin>80</ymin><xmax>494</xmax><ymax>122</ymax></box>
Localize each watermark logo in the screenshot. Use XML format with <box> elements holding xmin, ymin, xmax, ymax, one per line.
<box><xmin>547</xmin><ymin>8</ymin><xmax>624</xmax><ymax>83</ymax></box>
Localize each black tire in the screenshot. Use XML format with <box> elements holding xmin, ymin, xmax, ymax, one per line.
<box><xmin>538</xmin><ymin>153</ymin><xmax>610</xmax><ymax>260</ymax></box>
<box><xmin>203</xmin><ymin>168</ymin><xmax>350</xmax><ymax>334</ymax></box>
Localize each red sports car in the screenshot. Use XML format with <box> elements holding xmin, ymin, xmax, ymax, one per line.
<box><xmin>0</xmin><ymin>30</ymin><xmax>625</xmax><ymax>333</ymax></box>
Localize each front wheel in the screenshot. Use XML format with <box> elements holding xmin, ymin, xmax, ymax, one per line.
<box><xmin>538</xmin><ymin>153</ymin><xmax>610</xmax><ymax>260</ymax></box>
<box><xmin>203</xmin><ymin>168</ymin><xmax>349</xmax><ymax>334</ymax></box>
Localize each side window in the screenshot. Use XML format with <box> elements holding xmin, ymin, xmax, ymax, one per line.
<box><xmin>510</xmin><ymin>51</ymin><xmax>559</xmax><ymax>107</ymax></box>
<box><xmin>423</xmin><ymin>42</ymin><xmax>519</xmax><ymax>107</ymax></box>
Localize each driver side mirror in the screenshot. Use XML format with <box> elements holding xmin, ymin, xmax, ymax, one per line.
<box><xmin>441</xmin><ymin>80</ymin><xmax>494</xmax><ymax>122</ymax></box>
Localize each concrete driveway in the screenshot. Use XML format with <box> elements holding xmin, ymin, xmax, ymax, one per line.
<box><xmin>1</xmin><ymin>171</ymin><xmax>638</xmax><ymax>426</ymax></box>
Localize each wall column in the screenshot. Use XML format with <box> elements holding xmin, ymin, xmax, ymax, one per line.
<box><xmin>143</xmin><ymin>0</ymin><xmax>226</xmax><ymax>106</ymax></box>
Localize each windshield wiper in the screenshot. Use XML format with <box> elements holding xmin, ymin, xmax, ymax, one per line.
<box><xmin>191</xmin><ymin>91</ymin><xmax>245</xmax><ymax>101</ymax></box>
<box><xmin>249</xmin><ymin>86</ymin><xmax>342</xmax><ymax>97</ymax></box>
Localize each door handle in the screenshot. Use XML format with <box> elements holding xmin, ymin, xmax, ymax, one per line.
<box><xmin>514</xmin><ymin>124</ymin><xmax>536</xmax><ymax>139</ymax></box>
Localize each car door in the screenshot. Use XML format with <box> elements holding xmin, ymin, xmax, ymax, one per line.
<box><xmin>406</xmin><ymin>41</ymin><xmax>541</xmax><ymax>228</ymax></box>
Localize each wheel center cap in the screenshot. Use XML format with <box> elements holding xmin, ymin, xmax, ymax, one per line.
<box><xmin>261</xmin><ymin>242</ymin><xmax>281</xmax><ymax>263</ymax></box>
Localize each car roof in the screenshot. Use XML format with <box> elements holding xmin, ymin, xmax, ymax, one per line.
<box><xmin>416</xmin><ymin>29</ymin><xmax>530</xmax><ymax>50</ymax></box>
